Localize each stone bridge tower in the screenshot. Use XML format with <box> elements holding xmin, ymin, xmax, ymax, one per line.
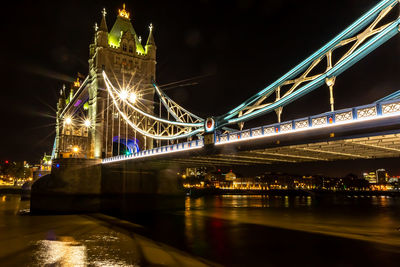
<box><xmin>88</xmin><ymin>4</ymin><xmax>156</xmax><ymax>158</ymax></box>
<box><xmin>54</xmin><ymin>4</ymin><xmax>156</xmax><ymax>159</ymax></box>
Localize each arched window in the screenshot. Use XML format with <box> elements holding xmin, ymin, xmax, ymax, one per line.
<box><xmin>129</xmin><ymin>46</ymin><xmax>133</xmax><ymax>53</ymax></box>
<box><xmin>122</xmin><ymin>43</ymin><xmax>127</xmax><ymax>52</ymax></box>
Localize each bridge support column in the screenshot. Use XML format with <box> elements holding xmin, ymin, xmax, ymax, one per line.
<box><xmin>275</xmin><ymin>87</ymin><xmax>283</xmax><ymax>123</ymax></box>
<box><xmin>275</xmin><ymin>107</ymin><xmax>283</xmax><ymax>123</ymax></box>
<box><xmin>325</xmin><ymin>77</ymin><xmax>336</xmax><ymax>112</ymax></box>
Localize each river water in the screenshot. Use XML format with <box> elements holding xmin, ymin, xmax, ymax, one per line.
<box><xmin>1</xmin><ymin>194</ymin><xmax>400</xmax><ymax>266</ymax></box>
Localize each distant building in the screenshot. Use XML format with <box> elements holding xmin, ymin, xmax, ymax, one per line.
<box><xmin>363</xmin><ymin>172</ymin><xmax>377</xmax><ymax>184</ymax></box>
<box><xmin>32</xmin><ymin>153</ymin><xmax>52</xmax><ymax>180</ymax></box>
<box><xmin>376</xmin><ymin>169</ymin><xmax>388</xmax><ymax>184</ymax></box>
<box><xmin>185</xmin><ymin>167</ymin><xmax>207</xmax><ymax>178</ymax></box>
<box><xmin>225</xmin><ymin>171</ymin><xmax>236</xmax><ymax>181</ymax></box>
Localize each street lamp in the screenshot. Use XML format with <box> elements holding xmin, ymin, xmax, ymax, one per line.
<box><xmin>72</xmin><ymin>146</ymin><xmax>79</xmax><ymax>153</ymax></box>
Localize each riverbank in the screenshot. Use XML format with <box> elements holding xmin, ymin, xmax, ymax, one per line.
<box><xmin>186</xmin><ymin>188</ymin><xmax>400</xmax><ymax>197</ymax></box>
<box><xmin>0</xmin><ymin>194</ymin><xmax>215</xmax><ymax>266</ymax></box>
<box><xmin>0</xmin><ymin>186</ymin><xmax>21</xmax><ymax>194</ymax></box>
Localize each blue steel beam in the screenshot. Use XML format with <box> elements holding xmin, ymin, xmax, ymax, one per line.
<box><xmin>224</xmin><ymin>18</ymin><xmax>400</xmax><ymax>125</ymax></box>
<box><xmin>376</xmin><ymin>89</ymin><xmax>400</xmax><ymax>102</ymax></box>
<box><xmin>219</xmin><ymin>0</ymin><xmax>399</xmax><ymax>125</ymax></box>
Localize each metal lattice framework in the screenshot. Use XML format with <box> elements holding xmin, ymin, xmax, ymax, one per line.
<box><xmin>152</xmin><ymin>82</ymin><xmax>203</xmax><ymax>124</ymax></box>
<box><xmin>103</xmin><ymin>71</ymin><xmax>204</xmax><ymax>140</ymax></box>
<box><xmin>219</xmin><ymin>0</ymin><xmax>400</xmax><ymax>128</ymax></box>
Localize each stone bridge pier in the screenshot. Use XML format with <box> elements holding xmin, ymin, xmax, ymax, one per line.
<box><xmin>31</xmin><ymin>158</ymin><xmax>185</xmax><ymax>214</ymax></box>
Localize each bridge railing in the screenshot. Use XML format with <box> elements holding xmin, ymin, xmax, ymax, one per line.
<box><xmin>102</xmin><ymin>138</ymin><xmax>204</xmax><ymax>164</ymax></box>
<box><xmin>215</xmin><ymin>98</ymin><xmax>400</xmax><ymax>145</ymax></box>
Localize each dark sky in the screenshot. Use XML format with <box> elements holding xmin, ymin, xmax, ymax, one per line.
<box><xmin>1</xmin><ymin>1</ymin><xmax>399</xmax><ymax>172</ymax></box>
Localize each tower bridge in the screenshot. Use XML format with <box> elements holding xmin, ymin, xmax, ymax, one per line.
<box><xmin>32</xmin><ymin>1</ymin><xmax>400</xmax><ymax>213</ymax></box>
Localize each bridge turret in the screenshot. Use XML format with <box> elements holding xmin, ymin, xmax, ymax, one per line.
<box><xmin>145</xmin><ymin>23</ymin><xmax>156</xmax><ymax>60</ymax></box>
<box><xmin>57</xmin><ymin>84</ymin><xmax>66</xmax><ymax>111</ymax></box>
<box><xmin>95</xmin><ymin>8</ymin><xmax>109</xmax><ymax>48</ymax></box>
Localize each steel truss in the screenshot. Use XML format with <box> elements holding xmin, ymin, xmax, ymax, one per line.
<box><xmin>103</xmin><ymin>71</ymin><xmax>204</xmax><ymax>140</ymax></box>
<box><xmin>152</xmin><ymin>82</ymin><xmax>203</xmax><ymax>124</ymax></box>
<box><xmin>219</xmin><ymin>0</ymin><xmax>400</xmax><ymax>128</ymax></box>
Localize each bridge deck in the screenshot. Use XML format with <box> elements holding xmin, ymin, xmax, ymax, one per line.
<box><xmin>103</xmin><ymin>98</ymin><xmax>400</xmax><ymax>166</ymax></box>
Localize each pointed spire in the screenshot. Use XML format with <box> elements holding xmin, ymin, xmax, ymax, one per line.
<box><xmin>146</xmin><ymin>23</ymin><xmax>155</xmax><ymax>46</ymax></box>
<box><xmin>99</xmin><ymin>8</ymin><xmax>108</xmax><ymax>32</ymax></box>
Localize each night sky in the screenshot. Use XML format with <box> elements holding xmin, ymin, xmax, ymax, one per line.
<box><xmin>1</xmin><ymin>1</ymin><xmax>399</xmax><ymax>174</ymax></box>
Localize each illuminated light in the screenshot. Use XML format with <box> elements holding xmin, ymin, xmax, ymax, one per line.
<box><xmin>73</xmin><ymin>78</ymin><xmax>80</xmax><ymax>87</ymax></box>
<box><xmin>129</xmin><ymin>92</ymin><xmax>137</xmax><ymax>103</ymax></box>
<box><xmin>102</xmin><ymin>71</ymin><xmax>204</xmax><ymax>140</ymax></box>
<box><xmin>104</xmin><ymin>71</ymin><xmax>202</xmax><ymax>127</ymax></box>
<box><xmin>65</xmin><ymin>117</ymin><xmax>72</xmax><ymax>125</ymax></box>
<box><xmin>5</xmin><ymin>160</ymin><xmax>8</xmax><ymax>164</ymax></box>
<box><xmin>102</xmin><ymin>141</ymin><xmax>203</xmax><ymax>164</ymax></box>
<box><xmin>119</xmin><ymin>90</ymin><xmax>129</xmax><ymax>100</ymax></box>
<box><xmin>216</xmin><ymin>101</ymin><xmax>400</xmax><ymax>146</ymax></box>
<box><xmin>72</xmin><ymin>146</ymin><xmax>79</xmax><ymax>153</ymax></box>
<box><xmin>56</xmin><ymin>163</ymin><xmax>60</xmax><ymax>168</ymax></box>
<box><xmin>205</xmin><ymin>118</ymin><xmax>215</xmax><ymax>132</ymax></box>
<box><xmin>84</xmin><ymin>119</ymin><xmax>91</xmax><ymax>127</ymax></box>
<box><xmin>118</xmin><ymin>3</ymin><xmax>130</xmax><ymax>19</ymax></box>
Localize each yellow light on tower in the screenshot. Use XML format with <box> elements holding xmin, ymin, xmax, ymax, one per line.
<box><xmin>84</xmin><ymin>119</ymin><xmax>91</xmax><ymax>127</ymax></box>
<box><xmin>129</xmin><ymin>92</ymin><xmax>137</xmax><ymax>103</ymax></box>
<box><xmin>119</xmin><ymin>90</ymin><xmax>129</xmax><ymax>100</ymax></box>
<box><xmin>72</xmin><ymin>146</ymin><xmax>79</xmax><ymax>153</ymax></box>
<box><xmin>73</xmin><ymin>77</ymin><xmax>80</xmax><ymax>88</ymax></box>
<box><xmin>118</xmin><ymin>3</ymin><xmax>130</xmax><ymax>19</ymax></box>
<box><xmin>65</xmin><ymin>117</ymin><xmax>72</xmax><ymax>125</ymax></box>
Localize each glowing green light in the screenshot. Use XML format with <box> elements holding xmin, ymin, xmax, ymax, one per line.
<box><xmin>108</xmin><ymin>35</ymin><xmax>120</xmax><ymax>47</ymax></box>
<box><xmin>107</xmin><ymin>16</ymin><xmax>147</xmax><ymax>54</ymax></box>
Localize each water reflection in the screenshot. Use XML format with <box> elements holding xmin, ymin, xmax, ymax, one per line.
<box><xmin>181</xmin><ymin>194</ymin><xmax>400</xmax><ymax>249</ymax></box>
<box><xmin>35</xmin><ymin>238</ymin><xmax>86</xmax><ymax>266</ymax></box>
<box><xmin>2</xmin><ymin>193</ymin><xmax>400</xmax><ymax>266</ymax></box>
<box><xmin>32</xmin><ymin>233</ymin><xmax>140</xmax><ymax>267</ymax></box>
<box><xmin>185</xmin><ymin>195</ymin><xmax>316</xmax><ymax>210</ymax></box>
